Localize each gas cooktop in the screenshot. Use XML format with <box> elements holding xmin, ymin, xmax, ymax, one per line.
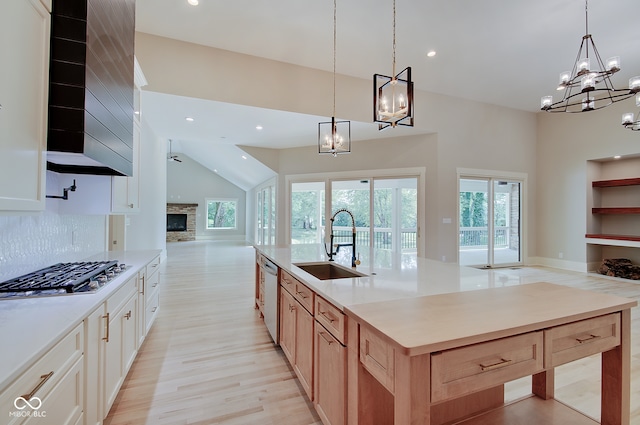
<box><xmin>0</xmin><ymin>260</ymin><xmax>127</xmax><ymax>299</ymax></box>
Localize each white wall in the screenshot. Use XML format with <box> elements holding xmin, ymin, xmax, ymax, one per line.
<box><xmin>166</xmin><ymin>154</ymin><xmax>247</xmax><ymax>240</ymax></box>
<box><xmin>136</xmin><ymin>32</ymin><xmax>539</xmax><ymax>264</ymax></box>
<box><xmin>536</xmin><ymin>99</ymin><xmax>640</xmax><ymax>268</ymax></box>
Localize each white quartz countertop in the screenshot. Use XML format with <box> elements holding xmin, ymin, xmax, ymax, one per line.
<box><xmin>0</xmin><ymin>250</ymin><xmax>161</xmax><ymax>390</ymax></box>
<box><xmin>254</xmin><ymin>244</ymin><xmax>525</xmax><ymax>311</ymax></box>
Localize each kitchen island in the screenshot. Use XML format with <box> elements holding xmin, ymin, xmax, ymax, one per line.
<box><xmin>254</xmin><ymin>245</ymin><xmax>636</xmax><ymax>425</ymax></box>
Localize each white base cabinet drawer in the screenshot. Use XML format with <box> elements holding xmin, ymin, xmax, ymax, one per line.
<box><xmin>23</xmin><ymin>357</ymin><xmax>83</xmax><ymax>425</ymax></box>
<box><xmin>145</xmin><ymin>288</ymin><xmax>160</xmax><ymax>334</ymax></box>
<box><xmin>0</xmin><ymin>323</ymin><xmax>83</xmax><ymax>425</ymax></box>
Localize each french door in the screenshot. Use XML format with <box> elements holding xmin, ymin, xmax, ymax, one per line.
<box><xmin>458</xmin><ymin>177</ymin><xmax>522</xmax><ymax>267</ymax></box>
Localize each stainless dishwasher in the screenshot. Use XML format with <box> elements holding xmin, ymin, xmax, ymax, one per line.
<box><xmin>263</xmin><ymin>257</ymin><xmax>279</xmax><ymax>343</ymax></box>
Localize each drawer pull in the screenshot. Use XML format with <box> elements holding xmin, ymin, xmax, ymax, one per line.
<box><xmin>296</xmin><ymin>291</ymin><xmax>308</xmax><ymax>299</ymax></box>
<box><xmin>20</xmin><ymin>371</ymin><xmax>54</xmax><ymax>400</ymax></box>
<box><xmin>576</xmin><ymin>334</ymin><xmax>600</xmax><ymax>343</ymax></box>
<box><xmin>102</xmin><ymin>313</ymin><xmax>110</xmax><ymax>342</ymax></box>
<box><xmin>319</xmin><ymin>331</ymin><xmax>334</xmax><ymax>345</ymax></box>
<box><xmin>479</xmin><ymin>358</ymin><xmax>513</xmax><ymax>371</ymax></box>
<box><xmin>152</xmin><ymin>283</ymin><xmax>158</xmax><ymax>288</ymax></box>
<box><xmin>320</xmin><ymin>310</ymin><xmax>336</xmax><ymax>323</ymax></box>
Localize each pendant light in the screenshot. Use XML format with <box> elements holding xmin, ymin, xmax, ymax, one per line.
<box><xmin>373</xmin><ymin>0</ymin><xmax>414</xmax><ymax>130</ymax></box>
<box><xmin>540</xmin><ymin>0</ymin><xmax>636</xmax><ymax>113</ymax></box>
<box><xmin>318</xmin><ymin>0</ymin><xmax>351</xmax><ymax>156</ymax></box>
<box><xmin>621</xmin><ymin>92</ymin><xmax>640</xmax><ymax>131</ymax></box>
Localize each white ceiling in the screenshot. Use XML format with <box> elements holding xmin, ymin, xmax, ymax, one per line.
<box><xmin>135</xmin><ymin>0</ymin><xmax>640</xmax><ymax>189</ymax></box>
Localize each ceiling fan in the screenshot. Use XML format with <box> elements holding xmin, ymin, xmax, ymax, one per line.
<box><xmin>167</xmin><ymin>139</ymin><xmax>182</xmax><ymax>162</ymax></box>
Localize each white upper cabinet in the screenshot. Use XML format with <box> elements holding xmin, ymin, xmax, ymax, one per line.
<box><xmin>111</xmin><ymin>58</ymin><xmax>147</xmax><ymax>214</ymax></box>
<box><xmin>0</xmin><ymin>0</ymin><xmax>50</xmax><ymax>211</ymax></box>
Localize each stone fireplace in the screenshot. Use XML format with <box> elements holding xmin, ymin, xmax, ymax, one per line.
<box><xmin>166</xmin><ymin>203</ymin><xmax>198</xmax><ymax>242</ymax></box>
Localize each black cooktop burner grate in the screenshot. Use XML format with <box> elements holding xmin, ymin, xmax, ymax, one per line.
<box><xmin>0</xmin><ymin>260</ymin><xmax>119</xmax><ymax>294</ymax></box>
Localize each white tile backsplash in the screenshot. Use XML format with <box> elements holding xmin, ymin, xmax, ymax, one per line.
<box><xmin>0</xmin><ymin>213</ymin><xmax>106</xmax><ymax>281</ymax></box>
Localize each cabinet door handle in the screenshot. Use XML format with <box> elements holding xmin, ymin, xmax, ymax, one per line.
<box><xmin>319</xmin><ymin>331</ymin><xmax>334</xmax><ymax>345</ymax></box>
<box><xmin>124</xmin><ymin>310</ymin><xmax>132</xmax><ymax>320</ymax></box>
<box><xmin>20</xmin><ymin>371</ymin><xmax>54</xmax><ymax>400</ymax></box>
<box><xmin>102</xmin><ymin>313</ymin><xmax>110</xmax><ymax>342</ymax></box>
<box><xmin>289</xmin><ymin>303</ymin><xmax>296</xmax><ymax>312</ymax></box>
<box><xmin>479</xmin><ymin>358</ymin><xmax>513</xmax><ymax>371</ymax></box>
<box><xmin>576</xmin><ymin>334</ymin><xmax>600</xmax><ymax>343</ymax></box>
<box><xmin>151</xmin><ymin>307</ymin><xmax>157</xmax><ymax>313</ymax></box>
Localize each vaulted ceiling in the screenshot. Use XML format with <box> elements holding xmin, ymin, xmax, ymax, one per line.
<box><xmin>135</xmin><ymin>0</ymin><xmax>640</xmax><ymax>189</ymax></box>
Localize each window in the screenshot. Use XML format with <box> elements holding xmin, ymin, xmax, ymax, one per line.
<box><xmin>206</xmin><ymin>199</ymin><xmax>237</xmax><ymax>229</ymax></box>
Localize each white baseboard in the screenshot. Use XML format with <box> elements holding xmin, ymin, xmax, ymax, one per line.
<box><xmin>195</xmin><ymin>234</ymin><xmax>246</xmax><ymax>241</ymax></box>
<box><xmin>527</xmin><ymin>256</ymin><xmax>588</xmax><ymax>273</ymax></box>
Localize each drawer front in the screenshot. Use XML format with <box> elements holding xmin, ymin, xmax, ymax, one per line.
<box><xmin>145</xmin><ymin>289</ymin><xmax>160</xmax><ymax>333</ymax></box>
<box><xmin>107</xmin><ymin>275</ymin><xmax>137</xmax><ymax>313</ymax></box>
<box><xmin>146</xmin><ymin>255</ymin><xmax>161</xmax><ymax>278</ymax></box>
<box><xmin>545</xmin><ymin>313</ymin><xmax>620</xmax><ymax>368</ymax></box>
<box><xmin>280</xmin><ymin>270</ymin><xmax>297</xmax><ymax>294</ymax></box>
<box><xmin>293</xmin><ymin>281</ymin><xmax>315</xmax><ymax>314</ymax></box>
<box><xmin>316</xmin><ymin>296</ymin><xmax>346</xmax><ymax>345</ymax></box>
<box><xmin>145</xmin><ymin>267</ymin><xmax>160</xmax><ymax>304</ymax></box>
<box><xmin>359</xmin><ymin>326</ymin><xmax>395</xmax><ymax>393</ymax></box>
<box><xmin>0</xmin><ymin>323</ymin><xmax>83</xmax><ymax>425</ymax></box>
<box><xmin>431</xmin><ymin>331</ymin><xmax>543</xmax><ymax>403</ymax></box>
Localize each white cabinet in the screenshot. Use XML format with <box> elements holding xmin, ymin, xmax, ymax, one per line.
<box><xmin>103</xmin><ymin>276</ymin><xmax>138</xmax><ymax>414</ymax></box>
<box><xmin>0</xmin><ymin>0</ymin><xmax>49</xmax><ymax>211</ymax></box>
<box><xmin>111</xmin><ymin>58</ymin><xmax>146</xmax><ymax>214</ymax></box>
<box><xmin>143</xmin><ymin>255</ymin><xmax>161</xmax><ymax>336</ymax></box>
<box><xmin>84</xmin><ymin>305</ymin><xmax>106</xmax><ymax>425</ymax></box>
<box><xmin>0</xmin><ymin>323</ymin><xmax>83</xmax><ymax>425</ymax></box>
<box><xmin>111</xmin><ymin>126</ymin><xmax>140</xmax><ymax>213</ymax></box>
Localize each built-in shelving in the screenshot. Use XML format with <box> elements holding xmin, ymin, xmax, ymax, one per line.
<box><xmin>586</xmin><ymin>156</ymin><xmax>640</xmax><ymax>270</ymax></box>
<box><xmin>592</xmin><ymin>177</ymin><xmax>640</xmax><ymax>187</ymax></box>
<box><xmin>592</xmin><ymin>207</ymin><xmax>640</xmax><ymax>214</ymax></box>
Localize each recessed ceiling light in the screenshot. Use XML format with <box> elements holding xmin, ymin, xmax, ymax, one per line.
<box><xmin>427</xmin><ymin>50</ymin><xmax>437</xmax><ymax>58</ymax></box>
<box><xmin>241</xmin><ymin>155</ymin><xmax>247</xmax><ymax>160</ymax></box>
<box><xmin>256</xmin><ymin>125</ymin><xmax>263</xmax><ymax>130</ymax></box>
<box><xmin>214</xmin><ymin>169</ymin><xmax>218</xmax><ymax>173</ymax></box>
<box><xmin>185</xmin><ymin>117</ymin><xmax>194</xmax><ymax>122</ymax></box>
<box><xmin>614</xmin><ymin>155</ymin><xmax>622</xmax><ymax>159</ymax></box>
<box><xmin>187</xmin><ymin>0</ymin><xmax>199</xmax><ymax>5</ymax></box>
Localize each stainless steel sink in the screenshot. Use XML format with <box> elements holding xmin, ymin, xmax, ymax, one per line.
<box><xmin>294</xmin><ymin>262</ymin><xmax>366</xmax><ymax>280</ymax></box>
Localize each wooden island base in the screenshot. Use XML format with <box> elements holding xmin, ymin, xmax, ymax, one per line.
<box><xmin>345</xmin><ymin>283</ymin><xmax>636</xmax><ymax>425</ymax></box>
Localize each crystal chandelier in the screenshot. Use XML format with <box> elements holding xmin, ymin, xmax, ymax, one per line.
<box><xmin>540</xmin><ymin>0</ymin><xmax>635</xmax><ymax>113</ymax></box>
<box><xmin>318</xmin><ymin>0</ymin><xmax>351</xmax><ymax>156</ymax></box>
<box><xmin>621</xmin><ymin>92</ymin><xmax>640</xmax><ymax>131</ymax></box>
<box><xmin>373</xmin><ymin>0</ymin><xmax>414</xmax><ymax>130</ymax></box>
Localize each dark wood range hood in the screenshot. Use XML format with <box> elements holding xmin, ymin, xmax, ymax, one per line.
<box><xmin>47</xmin><ymin>0</ymin><xmax>135</xmax><ymax>176</ymax></box>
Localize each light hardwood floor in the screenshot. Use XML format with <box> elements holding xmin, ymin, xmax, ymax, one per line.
<box><xmin>104</xmin><ymin>241</ymin><xmax>640</xmax><ymax>425</ymax></box>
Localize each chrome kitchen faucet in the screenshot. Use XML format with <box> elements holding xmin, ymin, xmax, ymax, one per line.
<box><xmin>325</xmin><ymin>208</ymin><xmax>360</xmax><ymax>268</ymax></box>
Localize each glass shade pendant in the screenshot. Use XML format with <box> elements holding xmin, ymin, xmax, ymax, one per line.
<box><xmin>621</xmin><ymin>92</ymin><xmax>640</xmax><ymax>131</ymax></box>
<box><xmin>540</xmin><ymin>0</ymin><xmax>634</xmax><ymax>113</ymax></box>
<box><xmin>373</xmin><ymin>0</ymin><xmax>414</xmax><ymax>130</ymax></box>
<box><xmin>318</xmin><ymin>0</ymin><xmax>351</xmax><ymax>156</ymax></box>
<box><xmin>319</xmin><ymin>117</ymin><xmax>351</xmax><ymax>156</ymax></box>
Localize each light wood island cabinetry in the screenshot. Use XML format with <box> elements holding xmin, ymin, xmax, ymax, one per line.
<box><xmin>280</xmin><ymin>270</ymin><xmax>314</xmax><ymax>400</ymax></box>
<box><xmin>345</xmin><ymin>283</ymin><xmax>635</xmax><ymax>425</ymax></box>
